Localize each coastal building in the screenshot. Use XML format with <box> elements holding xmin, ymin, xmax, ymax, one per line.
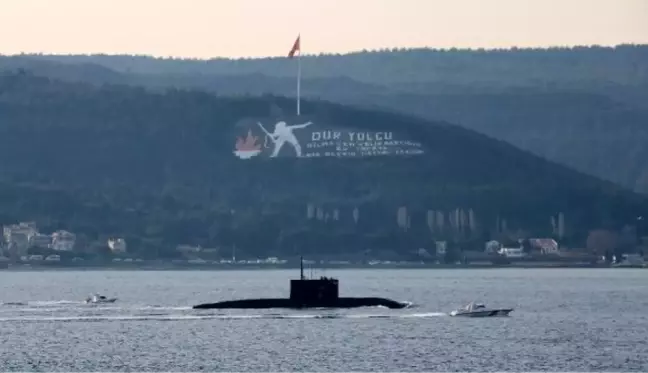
<box><xmin>3</xmin><ymin>222</ymin><xmax>38</xmax><ymax>255</ymax></box>
<box><xmin>3</xmin><ymin>222</ymin><xmax>37</xmax><ymax>243</ymax></box>
<box><xmin>7</xmin><ymin>233</ymin><xmax>29</xmax><ymax>257</ymax></box>
<box><xmin>108</xmin><ymin>238</ymin><xmax>127</xmax><ymax>253</ymax></box>
<box><xmin>434</xmin><ymin>241</ymin><xmax>447</xmax><ymax>256</ymax></box>
<box><xmin>29</xmin><ymin>233</ymin><xmax>52</xmax><ymax>249</ymax></box>
<box><xmin>485</xmin><ymin>240</ymin><xmax>501</xmax><ymax>253</ymax></box>
<box><xmin>528</xmin><ymin>238</ymin><xmax>559</xmax><ymax>254</ymax></box>
<box><xmin>51</xmin><ymin>230</ymin><xmax>76</xmax><ymax>251</ymax></box>
<box><xmin>417</xmin><ymin>248</ymin><xmax>432</xmax><ymax>258</ymax></box>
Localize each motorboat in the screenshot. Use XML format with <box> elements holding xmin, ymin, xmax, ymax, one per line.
<box><xmin>84</xmin><ymin>294</ymin><xmax>117</xmax><ymax>304</ymax></box>
<box><xmin>449</xmin><ymin>302</ymin><xmax>513</xmax><ymax>317</ymax></box>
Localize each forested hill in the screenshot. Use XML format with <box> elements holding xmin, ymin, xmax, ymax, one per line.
<box><xmin>0</xmin><ymin>72</ymin><xmax>644</xmax><ymax>258</ymax></box>
<box><xmin>21</xmin><ymin>45</ymin><xmax>648</xmax><ymax>90</ymax></box>
<box><xmin>3</xmin><ymin>45</ymin><xmax>648</xmax><ymax>193</ymax></box>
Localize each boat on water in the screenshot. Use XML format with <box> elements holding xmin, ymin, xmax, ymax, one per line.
<box><xmin>84</xmin><ymin>294</ymin><xmax>117</xmax><ymax>304</ymax></box>
<box><xmin>449</xmin><ymin>302</ymin><xmax>513</xmax><ymax>317</ymax></box>
<box><xmin>192</xmin><ymin>257</ymin><xmax>410</xmax><ymax>310</ymax></box>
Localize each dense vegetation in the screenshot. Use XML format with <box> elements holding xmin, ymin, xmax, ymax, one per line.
<box><xmin>0</xmin><ymin>72</ymin><xmax>645</xmax><ymax>259</ymax></box>
<box><xmin>4</xmin><ymin>45</ymin><xmax>647</xmax><ymax>193</ymax></box>
<box><xmin>21</xmin><ymin>45</ymin><xmax>648</xmax><ymax>89</ymax></box>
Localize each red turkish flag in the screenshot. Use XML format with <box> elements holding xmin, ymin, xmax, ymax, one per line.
<box><xmin>288</xmin><ymin>35</ymin><xmax>300</xmax><ymax>58</ymax></box>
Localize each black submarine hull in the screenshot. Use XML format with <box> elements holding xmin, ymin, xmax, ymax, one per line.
<box><xmin>192</xmin><ymin>297</ymin><xmax>409</xmax><ymax>310</ymax></box>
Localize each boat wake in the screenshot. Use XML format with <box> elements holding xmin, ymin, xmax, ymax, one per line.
<box><xmin>3</xmin><ymin>300</ymin><xmax>82</xmax><ymax>307</ymax></box>
<box><xmin>0</xmin><ymin>299</ymin><xmax>432</xmax><ymax>323</ymax></box>
<box><xmin>0</xmin><ymin>311</ymin><xmax>446</xmax><ymax>323</ymax></box>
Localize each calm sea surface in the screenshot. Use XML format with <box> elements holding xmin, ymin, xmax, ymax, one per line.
<box><xmin>0</xmin><ymin>268</ymin><xmax>647</xmax><ymax>371</ymax></box>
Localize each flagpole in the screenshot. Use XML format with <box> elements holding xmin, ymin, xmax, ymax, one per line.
<box><xmin>296</xmin><ymin>37</ymin><xmax>301</xmax><ymax>116</ymax></box>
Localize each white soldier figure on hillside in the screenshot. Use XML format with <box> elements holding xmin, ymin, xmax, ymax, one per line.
<box><xmin>257</xmin><ymin>120</ymin><xmax>312</xmax><ymax>157</ymax></box>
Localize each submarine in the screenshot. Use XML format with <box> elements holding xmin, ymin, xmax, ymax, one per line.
<box><xmin>192</xmin><ymin>257</ymin><xmax>410</xmax><ymax>310</ymax></box>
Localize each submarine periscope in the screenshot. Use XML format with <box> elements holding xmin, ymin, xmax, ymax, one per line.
<box><xmin>192</xmin><ymin>257</ymin><xmax>410</xmax><ymax>310</ymax></box>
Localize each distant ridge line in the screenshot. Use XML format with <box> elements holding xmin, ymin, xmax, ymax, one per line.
<box><xmin>4</xmin><ymin>43</ymin><xmax>647</xmax><ymax>61</ymax></box>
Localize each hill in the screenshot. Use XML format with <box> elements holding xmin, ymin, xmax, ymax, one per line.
<box><xmin>0</xmin><ymin>72</ymin><xmax>645</xmax><ymax>259</ymax></box>
<box><xmin>3</xmin><ymin>45</ymin><xmax>648</xmax><ymax>193</ymax></box>
<box><xmin>21</xmin><ymin>45</ymin><xmax>648</xmax><ymax>91</ymax></box>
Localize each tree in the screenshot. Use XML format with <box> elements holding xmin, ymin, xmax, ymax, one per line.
<box><xmin>586</xmin><ymin>229</ymin><xmax>619</xmax><ymax>257</ymax></box>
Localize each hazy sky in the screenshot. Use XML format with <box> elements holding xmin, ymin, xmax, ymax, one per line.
<box><xmin>1</xmin><ymin>0</ymin><xmax>647</xmax><ymax>58</ymax></box>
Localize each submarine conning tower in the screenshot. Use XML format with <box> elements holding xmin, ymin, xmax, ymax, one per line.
<box><xmin>289</xmin><ymin>256</ymin><xmax>339</xmax><ymax>306</ymax></box>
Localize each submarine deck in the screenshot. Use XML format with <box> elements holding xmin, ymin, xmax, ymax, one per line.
<box><xmin>192</xmin><ymin>297</ymin><xmax>409</xmax><ymax>310</ymax></box>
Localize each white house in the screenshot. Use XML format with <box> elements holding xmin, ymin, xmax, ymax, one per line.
<box><xmin>3</xmin><ymin>222</ymin><xmax>37</xmax><ymax>243</ymax></box>
<box><xmin>51</xmin><ymin>230</ymin><xmax>76</xmax><ymax>251</ymax></box>
<box><xmin>528</xmin><ymin>238</ymin><xmax>559</xmax><ymax>254</ymax></box>
<box><xmin>108</xmin><ymin>238</ymin><xmax>127</xmax><ymax>253</ymax></box>
<box><xmin>7</xmin><ymin>233</ymin><xmax>29</xmax><ymax>257</ymax></box>
<box><xmin>3</xmin><ymin>222</ymin><xmax>37</xmax><ymax>256</ymax></box>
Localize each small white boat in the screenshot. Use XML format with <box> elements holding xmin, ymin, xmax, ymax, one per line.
<box><xmin>449</xmin><ymin>302</ymin><xmax>513</xmax><ymax>317</ymax></box>
<box><xmin>84</xmin><ymin>294</ymin><xmax>117</xmax><ymax>304</ymax></box>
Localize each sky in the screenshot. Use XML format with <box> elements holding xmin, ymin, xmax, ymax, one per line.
<box><xmin>1</xmin><ymin>0</ymin><xmax>647</xmax><ymax>59</ymax></box>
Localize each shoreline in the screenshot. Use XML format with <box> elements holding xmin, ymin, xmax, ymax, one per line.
<box><xmin>2</xmin><ymin>262</ymin><xmax>643</xmax><ymax>271</ymax></box>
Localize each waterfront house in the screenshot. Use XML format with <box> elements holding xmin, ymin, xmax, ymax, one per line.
<box><xmin>108</xmin><ymin>238</ymin><xmax>127</xmax><ymax>253</ymax></box>
<box><xmin>528</xmin><ymin>238</ymin><xmax>559</xmax><ymax>254</ymax></box>
<box><xmin>8</xmin><ymin>233</ymin><xmax>29</xmax><ymax>257</ymax></box>
<box><xmin>51</xmin><ymin>230</ymin><xmax>76</xmax><ymax>251</ymax></box>
<box><xmin>3</xmin><ymin>222</ymin><xmax>37</xmax><ymax>256</ymax></box>
<box><xmin>3</xmin><ymin>222</ymin><xmax>37</xmax><ymax>243</ymax></box>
